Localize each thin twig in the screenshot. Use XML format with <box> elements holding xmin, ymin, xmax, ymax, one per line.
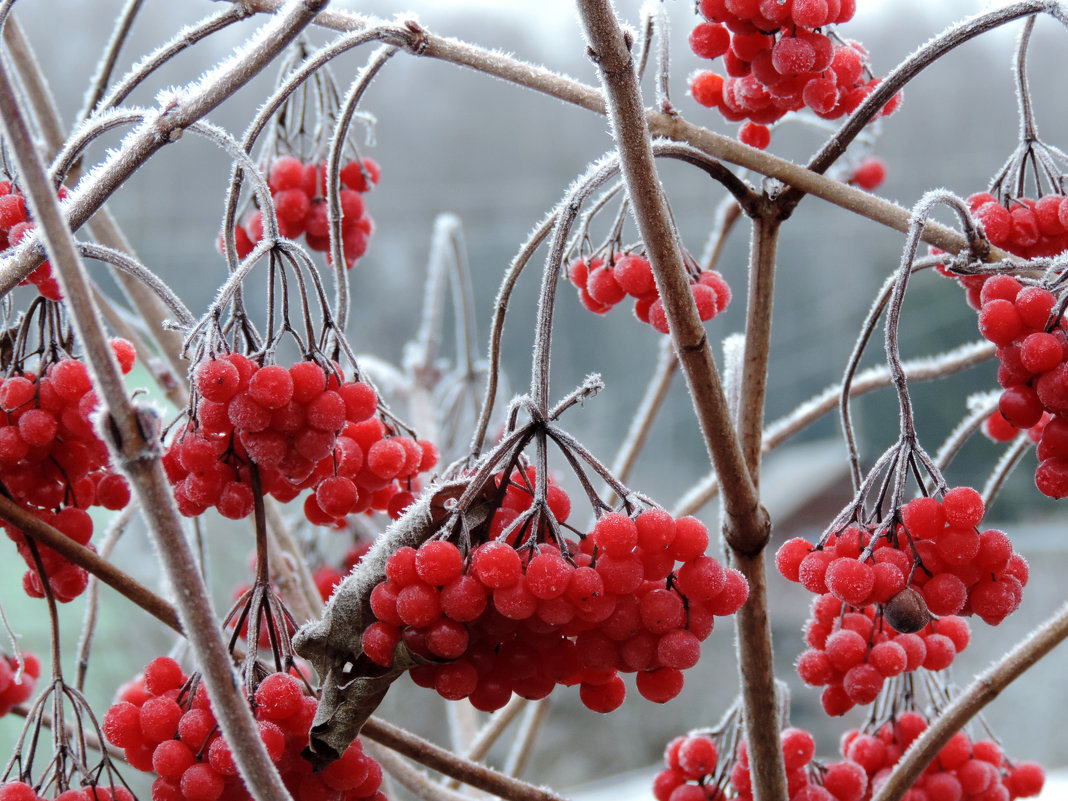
<box><xmin>606</xmin><ymin>335</ymin><xmax>677</xmax><ymax>502</ymax></box>
<box><xmin>363</xmin><ymin>742</ymin><xmax>474</xmax><ymax>801</ymax></box>
<box><xmin>9</xmin><ymin>704</ymin><xmax>125</xmax><ymax>763</ymax></box>
<box><xmin>503</xmin><ymin>699</ymin><xmax>548</xmax><ymax>780</ymax></box>
<box><xmin>75</xmin><ymin>504</ymin><xmax>137</xmax><ymax>692</ymax></box>
<box><xmin>671</xmin><ymin>335</ymin><xmax>993</xmax><ymax>511</ymax></box>
<box><xmin>78</xmin><ymin>0</ymin><xmax>146</xmax><ymax>122</ymax></box>
<box><xmin>97</xmin><ymin>5</ymin><xmax>254</xmax><ymax>112</ymax></box>
<box><xmin>361</xmin><ymin>716</ymin><xmax>571</xmax><ymax>801</ymax></box>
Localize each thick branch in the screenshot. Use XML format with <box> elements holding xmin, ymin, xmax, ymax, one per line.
<box><xmin>0</xmin><ymin>34</ymin><xmax>294</xmax><ymax>801</ymax></box>
<box><xmin>574</xmin><ymin>0</ymin><xmax>768</xmax><ymax>553</ymax></box>
<box><xmin>737</xmin><ymin>214</ymin><xmax>781</xmax><ymax>485</ymax></box>
<box><xmin>573</xmin><ymin>8</ymin><xmax>782</xmax><ymax>801</ymax></box>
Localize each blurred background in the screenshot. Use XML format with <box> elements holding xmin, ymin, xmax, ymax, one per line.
<box><xmin>1</xmin><ymin>0</ymin><xmax>1066</xmax><ymax>796</ymax></box>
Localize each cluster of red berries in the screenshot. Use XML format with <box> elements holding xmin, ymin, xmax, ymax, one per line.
<box><xmin>0</xmin><ymin>652</ymin><xmax>41</xmax><ymax>718</ymax></box>
<box><xmin>0</xmin><ymin>348</ymin><xmax>135</xmax><ymax>602</ymax></box>
<box><xmin>363</xmin><ymin>468</ymin><xmax>748</xmax><ymax>713</ymax></box>
<box><xmin>779</xmin><ymin>488</ymin><xmax>1027</xmax><ymax>625</ymax></box>
<box><xmin>971</xmin><ymin>192</ymin><xmax>1068</xmax><ymax>261</ymax></box>
<box><xmin>0</xmin><ymin>181</ymin><xmax>67</xmax><ymax>301</ymax></box>
<box><xmin>793</xmin><ymin>592</ymin><xmax>970</xmax><ymax>715</ymax></box>
<box><xmin>966</xmin><ymin>274</ymin><xmax>1068</xmax><ymax>498</ymax></box>
<box><xmin>655</xmin><ymin>727</ymin><xmax>870</xmax><ymax>801</ymax></box>
<box><xmin>688</xmin><ymin>0</ymin><xmax>902</xmax><ymax>149</ymax></box>
<box><xmin>567</xmin><ymin>252</ymin><xmax>732</xmax><ymax>333</ymax></box>
<box><xmin>841</xmin><ymin>713</ymin><xmax>1044</xmax><ymax>801</ymax></box>
<box><xmin>938</xmin><ymin>193</ymin><xmax>1068</xmax><ymax>309</ymax></box>
<box><xmin>0</xmin><ymin>782</ymin><xmax>132</xmax><ymax>801</ymax></box>
<box><xmin>164</xmin><ymin>356</ymin><xmax>437</xmax><ymax>525</ymax></box>
<box><xmin>777</xmin><ymin>490</ymin><xmax>1028</xmax><ymax>714</ymax></box>
<box><xmin>102</xmin><ymin>659</ymin><xmax>385</xmax><ymax>801</ymax></box>
<box><xmin>229</xmin><ymin>156</ymin><xmax>379</xmax><ymax>268</ymax></box>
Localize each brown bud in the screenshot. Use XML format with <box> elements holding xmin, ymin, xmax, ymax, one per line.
<box><xmin>883</xmin><ymin>587</ymin><xmax>931</xmax><ymax>633</ymax></box>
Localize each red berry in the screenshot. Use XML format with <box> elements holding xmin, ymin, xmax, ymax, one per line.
<box><xmin>739</xmin><ymin>122</ymin><xmax>771</xmax><ymax>150</ymax></box>
<box><xmin>195</xmin><ymin>360</ymin><xmax>240</xmax><ymax>403</ymax></box>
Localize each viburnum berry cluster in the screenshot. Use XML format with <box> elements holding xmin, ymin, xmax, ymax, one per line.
<box><xmin>0</xmin><ymin>347</ymin><xmax>135</xmax><ymax>602</ymax></box>
<box><xmin>840</xmin><ymin>712</ymin><xmax>1044</xmax><ymax>801</ymax></box>
<box><xmin>0</xmin><ymin>180</ymin><xmax>66</xmax><ymax>301</ymax></box>
<box><xmin>969</xmin><ymin>192</ymin><xmax>1068</xmax><ymax>263</ymax></box>
<box><xmin>780</xmin><ymin>488</ymin><xmax>1028</xmax><ymax>625</ymax></box>
<box><xmin>163</xmin><ymin>355</ymin><xmax>437</xmax><ymax>525</ymax></box>
<box><xmin>776</xmin><ymin>487</ymin><xmax>1028</xmax><ymax>714</ymax></box>
<box><xmin>362</xmin><ymin>467</ymin><xmax>748</xmax><ymax>712</ymax></box>
<box><xmin>937</xmin><ymin>193</ymin><xmax>1068</xmax><ymax>309</ymax></box>
<box><xmin>567</xmin><ymin>251</ymin><xmax>732</xmax><ymax>332</ymax></box>
<box><xmin>102</xmin><ymin>659</ymin><xmax>385</xmax><ymax>801</ymax></box>
<box><xmin>963</xmin><ymin>274</ymin><xmax>1068</xmax><ymax>498</ymax></box>
<box><xmin>687</xmin><ymin>0</ymin><xmax>902</xmax><ymax>148</ymax></box>
<box><xmin>654</xmin><ymin>725</ymin><xmax>870</xmax><ymax>801</ymax></box>
<box><xmin>792</xmin><ymin>592</ymin><xmax>970</xmax><ymax>715</ymax></box>
<box><xmin>231</xmin><ymin>156</ymin><xmax>379</xmax><ymax>269</ymax></box>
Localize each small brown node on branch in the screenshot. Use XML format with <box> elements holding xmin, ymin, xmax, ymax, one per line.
<box><xmin>403</xmin><ymin>19</ymin><xmax>429</xmax><ymax>55</ymax></box>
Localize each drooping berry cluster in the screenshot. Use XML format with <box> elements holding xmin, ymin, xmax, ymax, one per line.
<box><xmin>0</xmin><ymin>651</ymin><xmax>41</xmax><ymax>718</ymax></box>
<box><xmin>567</xmin><ymin>252</ymin><xmax>732</xmax><ymax>333</ymax></box>
<box><xmin>780</xmin><ymin>488</ymin><xmax>1027</xmax><ymax>625</ymax></box>
<box><xmin>966</xmin><ymin>274</ymin><xmax>1068</xmax><ymax>498</ymax></box>
<box><xmin>688</xmin><ymin>0</ymin><xmax>902</xmax><ymax>149</ymax></box>
<box><xmin>777</xmin><ymin>489</ymin><xmax>1028</xmax><ymax>714</ymax></box>
<box><xmin>970</xmin><ymin>192</ymin><xmax>1068</xmax><ymax>261</ymax></box>
<box><xmin>230</xmin><ymin>156</ymin><xmax>379</xmax><ymax>269</ymax></box>
<box><xmin>164</xmin><ymin>356</ymin><xmax>437</xmax><ymax>525</ymax></box>
<box><xmin>938</xmin><ymin>193</ymin><xmax>1068</xmax><ymax>310</ymax></box>
<box><xmin>364</xmin><ymin>469</ymin><xmax>748</xmax><ymax>712</ymax></box>
<box><xmin>0</xmin><ymin>181</ymin><xmax>67</xmax><ymax>301</ymax></box>
<box><xmin>841</xmin><ymin>713</ymin><xmax>1044</xmax><ymax>801</ymax></box>
<box><xmin>102</xmin><ymin>659</ymin><xmax>386</xmax><ymax>801</ymax></box>
<box><xmin>654</xmin><ymin>726</ymin><xmax>870</xmax><ymax>801</ymax></box>
<box><xmin>0</xmin><ymin>349</ymin><xmax>135</xmax><ymax>602</ymax></box>
<box><xmin>793</xmin><ymin>592</ymin><xmax>971</xmax><ymax>715</ymax></box>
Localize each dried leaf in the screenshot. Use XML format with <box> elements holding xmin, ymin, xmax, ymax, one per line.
<box><xmin>294</xmin><ymin>477</ymin><xmax>487</xmax><ymax>766</ymax></box>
